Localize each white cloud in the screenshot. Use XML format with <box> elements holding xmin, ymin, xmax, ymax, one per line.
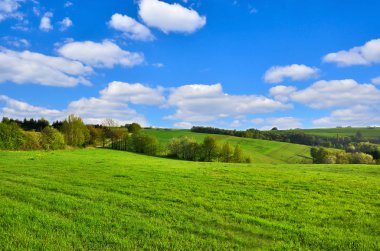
<box><xmin>0</xmin><ymin>95</ymin><xmax>62</xmax><ymax>121</ymax></box>
<box><xmin>173</xmin><ymin>121</ymin><xmax>192</xmax><ymax>129</ymax></box>
<box><xmin>0</xmin><ymin>0</ymin><xmax>23</xmax><ymax>21</ymax></box>
<box><xmin>252</xmin><ymin>117</ymin><xmax>302</xmax><ymax>130</ymax></box>
<box><xmin>0</xmin><ymin>47</ymin><xmax>92</xmax><ymax>87</ymax></box>
<box><xmin>323</xmin><ymin>38</ymin><xmax>380</xmax><ymax>66</ymax></box>
<box><xmin>39</xmin><ymin>12</ymin><xmax>53</xmax><ymax>31</ymax></box>
<box><xmin>166</xmin><ymin>83</ymin><xmax>291</xmax><ymax>122</ymax></box>
<box><xmin>139</xmin><ymin>0</ymin><xmax>206</xmax><ymax>33</ymax></box>
<box><xmin>64</xmin><ymin>1</ymin><xmax>73</xmax><ymax>8</ymax></box>
<box><xmin>372</xmin><ymin>76</ymin><xmax>380</xmax><ymax>85</ymax></box>
<box><xmin>1</xmin><ymin>36</ymin><xmax>29</xmax><ymax>48</ymax></box>
<box><xmin>313</xmin><ymin>105</ymin><xmax>380</xmax><ymax>127</ymax></box>
<box><xmin>108</xmin><ymin>13</ymin><xmax>154</xmax><ymax>41</ymax></box>
<box><xmin>67</xmin><ymin>97</ymin><xmax>146</xmax><ymax>126</ymax></box>
<box><xmin>264</xmin><ymin>64</ymin><xmax>319</xmax><ymax>83</ymax></box>
<box><xmin>59</xmin><ymin>17</ymin><xmax>72</xmax><ymax>31</ymax></box>
<box><xmin>153</xmin><ymin>63</ymin><xmax>164</xmax><ymax>68</ymax></box>
<box><xmin>100</xmin><ymin>81</ymin><xmax>165</xmax><ymax>105</ymax></box>
<box><xmin>289</xmin><ymin>79</ymin><xmax>380</xmax><ymax>109</ymax></box>
<box><xmin>57</xmin><ymin>40</ymin><xmax>144</xmax><ymax>68</ymax></box>
<box><xmin>269</xmin><ymin>85</ymin><xmax>297</xmax><ymax>102</ymax></box>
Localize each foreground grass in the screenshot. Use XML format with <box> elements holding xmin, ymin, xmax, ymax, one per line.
<box><xmin>145</xmin><ymin>129</ymin><xmax>312</xmax><ymax>164</ymax></box>
<box><xmin>0</xmin><ymin>149</ymin><xmax>379</xmax><ymax>250</ymax></box>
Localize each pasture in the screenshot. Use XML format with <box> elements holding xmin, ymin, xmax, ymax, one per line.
<box><xmin>0</xmin><ymin>149</ymin><xmax>379</xmax><ymax>250</ymax></box>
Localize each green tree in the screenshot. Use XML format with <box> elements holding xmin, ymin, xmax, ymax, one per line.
<box><xmin>22</xmin><ymin>131</ymin><xmax>42</xmax><ymax>150</ymax></box>
<box><xmin>41</xmin><ymin>127</ymin><xmax>65</xmax><ymax>150</ymax></box>
<box><xmin>61</xmin><ymin>115</ymin><xmax>90</xmax><ymax>147</ymax></box>
<box><xmin>202</xmin><ymin>136</ymin><xmax>219</xmax><ymax>162</ymax></box>
<box><xmin>127</xmin><ymin>123</ymin><xmax>142</xmax><ymax>134</ymax></box>
<box><xmin>0</xmin><ymin>122</ymin><xmax>25</xmax><ymax>150</ymax></box>
<box><xmin>220</xmin><ymin>142</ymin><xmax>233</xmax><ymax>163</ymax></box>
<box><xmin>232</xmin><ymin>144</ymin><xmax>244</xmax><ymax>163</ymax></box>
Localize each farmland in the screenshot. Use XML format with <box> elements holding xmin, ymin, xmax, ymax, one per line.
<box><xmin>0</xmin><ymin>149</ymin><xmax>379</xmax><ymax>250</ymax></box>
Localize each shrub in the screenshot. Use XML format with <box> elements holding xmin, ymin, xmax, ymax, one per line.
<box><xmin>22</xmin><ymin>131</ymin><xmax>42</xmax><ymax>150</ymax></box>
<box><xmin>131</xmin><ymin>133</ymin><xmax>160</xmax><ymax>156</ymax></box>
<box><xmin>41</xmin><ymin>127</ymin><xmax>65</xmax><ymax>150</ymax></box>
<box><xmin>168</xmin><ymin>137</ymin><xmax>199</xmax><ymax>161</ymax></box>
<box><xmin>0</xmin><ymin>122</ymin><xmax>25</xmax><ymax>150</ymax></box>
<box><xmin>351</xmin><ymin>152</ymin><xmax>374</xmax><ymax>164</ymax></box>
<box><xmin>220</xmin><ymin>142</ymin><xmax>233</xmax><ymax>163</ymax></box>
<box><xmin>202</xmin><ymin>136</ymin><xmax>220</xmax><ymax>162</ymax></box>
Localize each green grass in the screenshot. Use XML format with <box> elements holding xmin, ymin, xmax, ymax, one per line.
<box><xmin>0</xmin><ymin>149</ymin><xmax>379</xmax><ymax>250</ymax></box>
<box><xmin>144</xmin><ymin>129</ymin><xmax>313</xmax><ymax>164</ymax></box>
<box><xmin>279</xmin><ymin>127</ymin><xmax>380</xmax><ymax>140</ymax></box>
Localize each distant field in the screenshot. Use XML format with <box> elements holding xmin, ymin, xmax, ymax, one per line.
<box><xmin>279</xmin><ymin>127</ymin><xmax>380</xmax><ymax>140</ymax></box>
<box><xmin>144</xmin><ymin>129</ymin><xmax>312</xmax><ymax>164</ymax></box>
<box><xmin>0</xmin><ymin>149</ymin><xmax>379</xmax><ymax>250</ymax></box>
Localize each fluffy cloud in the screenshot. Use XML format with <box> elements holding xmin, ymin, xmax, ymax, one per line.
<box><xmin>139</xmin><ymin>0</ymin><xmax>206</xmax><ymax>33</ymax></box>
<box><xmin>313</xmin><ymin>106</ymin><xmax>380</xmax><ymax>127</ymax></box>
<box><xmin>108</xmin><ymin>13</ymin><xmax>154</xmax><ymax>41</ymax></box>
<box><xmin>323</xmin><ymin>38</ymin><xmax>380</xmax><ymax>66</ymax></box>
<box><xmin>0</xmin><ymin>0</ymin><xmax>23</xmax><ymax>21</ymax></box>
<box><xmin>166</xmin><ymin>84</ymin><xmax>291</xmax><ymax>122</ymax></box>
<box><xmin>57</xmin><ymin>40</ymin><xmax>144</xmax><ymax>68</ymax></box>
<box><xmin>264</xmin><ymin>64</ymin><xmax>319</xmax><ymax>83</ymax></box>
<box><xmin>252</xmin><ymin>117</ymin><xmax>303</xmax><ymax>130</ymax></box>
<box><xmin>59</xmin><ymin>17</ymin><xmax>72</xmax><ymax>31</ymax></box>
<box><xmin>0</xmin><ymin>81</ymin><xmax>163</xmax><ymax>125</ymax></box>
<box><xmin>100</xmin><ymin>81</ymin><xmax>165</xmax><ymax>105</ymax></box>
<box><xmin>290</xmin><ymin>79</ymin><xmax>380</xmax><ymax>109</ymax></box>
<box><xmin>269</xmin><ymin>85</ymin><xmax>296</xmax><ymax>102</ymax></box>
<box><xmin>173</xmin><ymin>121</ymin><xmax>193</xmax><ymax>129</ymax></box>
<box><xmin>39</xmin><ymin>12</ymin><xmax>53</xmax><ymax>31</ymax></box>
<box><xmin>372</xmin><ymin>76</ymin><xmax>380</xmax><ymax>85</ymax></box>
<box><xmin>67</xmin><ymin>97</ymin><xmax>146</xmax><ymax>125</ymax></box>
<box><xmin>0</xmin><ymin>47</ymin><xmax>92</xmax><ymax>87</ymax></box>
<box><xmin>0</xmin><ymin>95</ymin><xmax>62</xmax><ymax>121</ymax></box>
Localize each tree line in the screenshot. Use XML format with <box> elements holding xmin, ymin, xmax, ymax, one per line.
<box><xmin>0</xmin><ymin>115</ymin><xmax>140</xmax><ymax>151</ymax></box>
<box><xmin>310</xmin><ymin>146</ymin><xmax>378</xmax><ymax>164</ymax></box>
<box><xmin>0</xmin><ymin>116</ymin><xmax>251</xmax><ymax>163</ymax></box>
<box><xmin>191</xmin><ymin>126</ymin><xmax>380</xmax><ymax>153</ymax></box>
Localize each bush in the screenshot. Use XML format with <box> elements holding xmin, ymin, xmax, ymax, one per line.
<box><xmin>41</xmin><ymin>127</ymin><xmax>65</xmax><ymax>150</ymax></box>
<box><xmin>220</xmin><ymin>142</ymin><xmax>233</xmax><ymax>163</ymax></box>
<box><xmin>0</xmin><ymin>122</ymin><xmax>25</xmax><ymax>150</ymax></box>
<box><xmin>168</xmin><ymin>137</ymin><xmax>199</xmax><ymax>161</ymax></box>
<box><xmin>131</xmin><ymin>133</ymin><xmax>160</xmax><ymax>156</ymax></box>
<box><xmin>351</xmin><ymin>152</ymin><xmax>374</xmax><ymax>164</ymax></box>
<box><xmin>22</xmin><ymin>131</ymin><xmax>42</xmax><ymax>150</ymax></box>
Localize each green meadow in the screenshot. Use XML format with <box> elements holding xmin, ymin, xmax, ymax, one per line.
<box><xmin>145</xmin><ymin>129</ymin><xmax>313</xmax><ymax>164</ymax></box>
<box><xmin>0</xmin><ymin>149</ymin><xmax>379</xmax><ymax>250</ymax></box>
<box><xmin>279</xmin><ymin>127</ymin><xmax>380</xmax><ymax>140</ymax></box>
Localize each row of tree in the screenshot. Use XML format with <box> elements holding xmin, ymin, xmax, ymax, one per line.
<box><xmin>310</xmin><ymin>147</ymin><xmax>376</xmax><ymax>164</ymax></box>
<box><xmin>110</xmin><ymin>134</ymin><xmax>252</xmax><ymax>163</ymax></box>
<box><xmin>191</xmin><ymin>126</ymin><xmax>380</xmax><ymax>154</ymax></box>
<box><xmin>0</xmin><ymin>115</ymin><xmax>139</xmax><ymax>150</ymax></box>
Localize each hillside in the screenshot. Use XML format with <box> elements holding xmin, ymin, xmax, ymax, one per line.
<box><xmin>144</xmin><ymin>129</ymin><xmax>312</xmax><ymax>164</ymax></box>
<box><xmin>0</xmin><ymin>149</ymin><xmax>378</xmax><ymax>250</ymax></box>
<box><xmin>278</xmin><ymin>127</ymin><xmax>380</xmax><ymax>140</ymax></box>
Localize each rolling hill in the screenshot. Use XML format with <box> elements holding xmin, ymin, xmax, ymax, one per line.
<box><xmin>144</xmin><ymin>129</ymin><xmax>312</xmax><ymax>164</ymax></box>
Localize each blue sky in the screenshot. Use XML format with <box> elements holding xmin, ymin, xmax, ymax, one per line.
<box><xmin>0</xmin><ymin>0</ymin><xmax>380</xmax><ymax>129</ymax></box>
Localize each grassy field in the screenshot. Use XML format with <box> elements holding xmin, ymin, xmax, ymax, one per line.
<box><xmin>279</xmin><ymin>127</ymin><xmax>380</xmax><ymax>140</ymax></box>
<box><xmin>144</xmin><ymin>129</ymin><xmax>312</xmax><ymax>164</ymax></box>
<box><xmin>0</xmin><ymin>149</ymin><xmax>379</xmax><ymax>250</ymax></box>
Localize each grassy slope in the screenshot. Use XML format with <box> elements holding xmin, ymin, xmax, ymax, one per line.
<box><xmin>279</xmin><ymin>127</ymin><xmax>380</xmax><ymax>140</ymax></box>
<box><xmin>0</xmin><ymin>149</ymin><xmax>379</xmax><ymax>250</ymax></box>
<box><xmin>144</xmin><ymin>129</ymin><xmax>312</xmax><ymax>164</ymax></box>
